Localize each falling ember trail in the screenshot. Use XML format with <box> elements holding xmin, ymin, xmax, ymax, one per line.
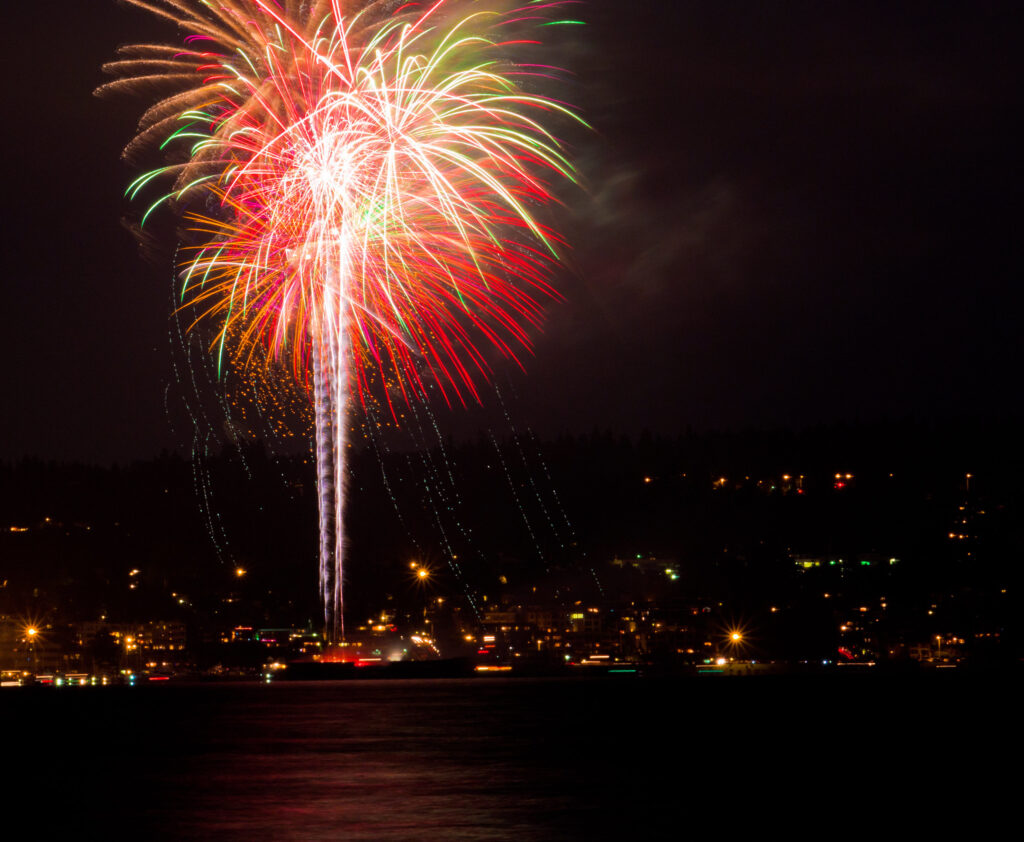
<box><xmin>102</xmin><ymin>1</ymin><xmax>584</xmax><ymax>641</ymax></box>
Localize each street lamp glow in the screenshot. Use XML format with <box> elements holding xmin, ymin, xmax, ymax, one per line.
<box><xmin>724</xmin><ymin>626</ymin><xmax>748</xmax><ymax>648</ymax></box>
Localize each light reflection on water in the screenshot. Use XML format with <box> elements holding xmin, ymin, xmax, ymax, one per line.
<box><xmin>146</xmin><ymin>679</ymin><xmax>597</xmax><ymax>841</ymax></box>
<box><xmin>10</xmin><ymin>674</ymin><xmax>1009</xmax><ymax>840</ymax></box>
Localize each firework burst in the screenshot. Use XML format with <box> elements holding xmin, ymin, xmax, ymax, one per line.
<box><xmin>102</xmin><ymin>0</ymin><xmax>583</xmax><ymax>642</ymax></box>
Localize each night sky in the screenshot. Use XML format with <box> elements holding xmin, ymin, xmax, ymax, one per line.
<box><xmin>3</xmin><ymin>1</ymin><xmax>1021</xmax><ymax>465</ymax></box>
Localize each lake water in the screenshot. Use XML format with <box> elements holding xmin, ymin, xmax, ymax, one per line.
<box><xmin>6</xmin><ymin>674</ymin><xmax>1015</xmax><ymax>839</ymax></box>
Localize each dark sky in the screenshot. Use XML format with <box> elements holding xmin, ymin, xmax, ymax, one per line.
<box><xmin>2</xmin><ymin>1</ymin><xmax>1021</xmax><ymax>464</ymax></box>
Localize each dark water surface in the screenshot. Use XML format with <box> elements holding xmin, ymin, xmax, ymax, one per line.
<box><xmin>7</xmin><ymin>675</ymin><xmax>1015</xmax><ymax>839</ymax></box>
